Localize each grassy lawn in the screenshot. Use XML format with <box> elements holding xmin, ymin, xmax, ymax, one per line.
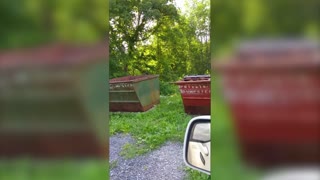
<box><xmin>110</xmin><ymin>94</ymin><xmax>191</xmax><ymax>157</ymax></box>
<box><xmin>110</xmin><ymin>93</ymin><xmax>211</xmax><ymax>180</ymax></box>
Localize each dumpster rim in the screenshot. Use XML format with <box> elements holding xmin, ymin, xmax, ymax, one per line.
<box><xmin>109</xmin><ymin>75</ymin><xmax>159</xmax><ymax>84</ymax></box>
<box><xmin>174</xmin><ymin>80</ymin><xmax>211</xmax><ymax>85</ymax></box>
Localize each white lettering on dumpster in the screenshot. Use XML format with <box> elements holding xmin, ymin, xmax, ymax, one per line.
<box><xmin>110</xmin><ymin>83</ymin><xmax>133</xmax><ymax>90</ymax></box>
<box><xmin>179</xmin><ymin>84</ymin><xmax>211</xmax><ymax>95</ymax></box>
<box><xmin>221</xmin><ymin>74</ymin><xmax>320</xmax><ymax>104</ymax></box>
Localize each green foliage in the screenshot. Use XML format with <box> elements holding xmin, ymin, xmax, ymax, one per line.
<box><xmin>109</xmin><ymin>0</ymin><xmax>210</xmax><ymax>82</ymax></box>
<box><xmin>52</xmin><ymin>0</ymin><xmax>107</xmax><ymax>43</ymax></box>
<box><xmin>110</xmin><ymin>95</ymin><xmax>192</xmax><ymax>156</ymax></box>
<box><xmin>184</xmin><ymin>167</ymin><xmax>211</xmax><ymax>180</ymax></box>
<box><xmin>159</xmin><ymin>81</ymin><xmax>179</xmax><ymax>96</ymax></box>
<box><xmin>0</xmin><ymin>0</ymin><xmax>49</xmax><ymax>49</ymax></box>
<box><xmin>109</xmin><ymin>56</ymin><xmax>130</xmax><ymax>78</ymax></box>
<box><xmin>211</xmin><ymin>0</ymin><xmax>320</xmax><ymax>58</ymax></box>
<box><xmin>109</xmin><ymin>0</ymin><xmax>179</xmax><ymax>75</ymax></box>
<box><xmin>0</xmin><ymin>0</ymin><xmax>107</xmax><ymax>49</ymax></box>
<box><xmin>184</xmin><ymin>0</ymin><xmax>210</xmax><ymax>74</ymax></box>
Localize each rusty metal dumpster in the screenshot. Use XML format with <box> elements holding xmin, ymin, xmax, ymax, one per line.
<box><xmin>215</xmin><ymin>40</ymin><xmax>320</xmax><ymax>167</ymax></box>
<box><xmin>0</xmin><ymin>42</ymin><xmax>108</xmax><ymax>158</ymax></box>
<box><xmin>109</xmin><ymin>75</ymin><xmax>160</xmax><ymax>112</ymax></box>
<box><xmin>175</xmin><ymin>75</ymin><xmax>211</xmax><ymax>115</ymax></box>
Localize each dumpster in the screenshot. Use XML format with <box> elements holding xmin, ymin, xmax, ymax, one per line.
<box><xmin>215</xmin><ymin>40</ymin><xmax>320</xmax><ymax>167</ymax></box>
<box><xmin>0</xmin><ymin>42</ymin><xmax>108</xmax><ymax>158</ymax></box>
<box><xmin>109</xmin><ymin>75</ymin><xmax>160</xmax><ymax>112</ymax></box>
<box><xmin>175</xmin><ymin>75</ymin><xmax>211</xmax><ymax>115</ymax></box>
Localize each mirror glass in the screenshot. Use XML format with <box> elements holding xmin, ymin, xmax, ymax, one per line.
<box><xmin>186</xmin><ymin>122</ymin><xmax>210</xmax><ymax>173</ymax></box>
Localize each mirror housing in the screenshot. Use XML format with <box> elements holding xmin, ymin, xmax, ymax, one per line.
<box><xmin>183</xmin><ymin>115</ymin><xmax>211</xmax><ymax>175</ymax></box>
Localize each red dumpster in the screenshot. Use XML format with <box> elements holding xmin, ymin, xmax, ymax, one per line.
<box><xmin>215</xmin><ymin>40</ymin><xmax>320</xmax><ymax>167</ymax></box>
<box><xmin>175</xmin><ymin>75</ymin><xmax>211</xmax><ymax>115</ymax></box>
<box><xmin>0</xmin><ymin>42</ymin><xmax>108</xmax><ymax>158</ymax></box>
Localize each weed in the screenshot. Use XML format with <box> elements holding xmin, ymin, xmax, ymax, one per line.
<box><xmin>109</xmin><ymin>160</ymin><xmax>118</xmax><ymax>169</ymax></box>
<box><xmin>184</xmin><ymin>167</ymin><xmax>211</xmax><ymax>180</ymax></box>
<box><xmin>120</xmin><ymin>143</ymin><xmax>149</xmax><ymax>159</ymax></box>
<box><xmin>159</xmin><ymin>81</ymin><xmax>179</xmax><ymax>95</ymax></box>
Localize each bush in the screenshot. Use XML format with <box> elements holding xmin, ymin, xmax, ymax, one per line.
<box><xmin>160</xmin><ymin>81</ymin><xmax>179</xmax><ymax>96</ymax></box>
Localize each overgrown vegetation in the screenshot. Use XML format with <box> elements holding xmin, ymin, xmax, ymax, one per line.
<box><xmin>110</xmin><ymin>94</ymin><xmax>191</xmax><ymax>156</ymax></box>
<box><xmin>110</xmin><ymin>93</ymin><xmax>210</xmax><ymax>179</ymax></box>
<box><xmin>160</xmin><ymin>81</ymin><xmax>179</xmax><ymax>96</ymax></box>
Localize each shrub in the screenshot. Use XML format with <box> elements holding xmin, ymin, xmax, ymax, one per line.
<box><xmin>160</xmin><ymin>81</ymin><xmax>179</xmax><ymax>96</ymax></box>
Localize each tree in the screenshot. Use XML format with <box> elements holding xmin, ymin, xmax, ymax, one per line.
<box><xmin>184</xmin><ymin>0</ymin><xmax>210</xmax><ymax>74</ymax></box>
<box><xmin>0</xmin><ymin>0</ymin><xmax>43</xmax><ymax>49</ymax></box>
<box><xmin>109</xmin><ymin>0</ymin><xmax>178</xmax><ymax>76</ymax></box>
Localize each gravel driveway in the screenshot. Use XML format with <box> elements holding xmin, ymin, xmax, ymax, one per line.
<box><xmin>109</xmin><ymin>134</ymin><xmax>186</xmax><ymax>180</ymax></box>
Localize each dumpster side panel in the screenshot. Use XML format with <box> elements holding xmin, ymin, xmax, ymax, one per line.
<box><xmin>176</xmin><ymin>80</ymin><xmax>211</xmax><ymax>115</ymax></box>
<box><xmin>0</xmin><ymin>65</ymin><xmax>107</xmax><ymax>158</ymax></box>
<box><xmin>109</xmin><ymin>75</ymin><xmax>160</xmax><ymax>112</ymax></box>
<box><xmin>0</xmin><ymin>43</ymin><xmax>108</xmax><ymax>158</ymax></box>
<box><xmin>221</xmin><ymin>69</ymin><xmax>320</xmax><ymax>166</ymax></box>
<box><xmin>0</xmin><ymin>67</ymin><xmax>88</xmax><ymax>127</ymax></box>
<box><xmin>77</xmin><ymin>60</ymin><xmax>109</xmax><ymax>155</ymax></box>
<box><xmin>109</xmin><ymin>81</ymin><xmax>142</xmax><ymax>112</ymax></box>
<box><xmin>134</xmin><ymin>77</ymin><xmax>160</xmax><ymax>111</ymax></box>
<box><xmin>0</xmin><ymin>131</ymin><xmax>105</xmax><ymax>157</ymax></box>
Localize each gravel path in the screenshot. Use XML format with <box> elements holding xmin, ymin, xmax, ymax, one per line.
<box><xmin>109</xmin><ymin>134</ymin><xmax>186</xmax><ymax>180</ymax></box>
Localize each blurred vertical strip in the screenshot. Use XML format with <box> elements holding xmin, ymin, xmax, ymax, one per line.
<box><xmin>0</xmin><ymin>0</ymin><xmax>109</xmax><ymax>179</ymax></box>
<box><xmin>211</xmin><ymin>0</ymin><xmax>319</xmax><ymax>179</ymax></box>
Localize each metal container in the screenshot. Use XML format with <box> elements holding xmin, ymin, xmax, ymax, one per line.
<box><xmin>175</xmin><ymin>75</ymin><xmax>211</xmax><ymax>115</ymax></box>
<box><xmin>0</xmin><ymin>42</ymin><xmax>108</xmax><ymax>158</ymax></box>
<box><xmin>215</xmin><ymin>40</ymin><xmax>320</xmax><ymax>167</ymax></box>
<box><xmin>109</xmin><ymin>75</ymin><xmax>160</xmax><ymax>112</ymax></box>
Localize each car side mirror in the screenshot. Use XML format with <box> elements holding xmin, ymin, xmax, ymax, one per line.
<box><xmin>183</xmin><ymin>116</ymin><xmax>211</xmax><ymax>175</ymax></box>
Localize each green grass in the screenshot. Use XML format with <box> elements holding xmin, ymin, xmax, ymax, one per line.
<box><xmin>184</xmin><ymin>167</ymin><xmax>211</xmax><ymax>180</ymax></box>
<box><xmin>110</xmin><ymin>94</ymin><xmax>192</xmax><ymax>156</ymax></box>
<box><xmin>0</xmin><ymin>159</ymin><xmax>107</xmax><ymax>180</ymax></box>
<box><xmin>110</xmin><ymin>94</ymin><xmax>210</xmax><ymax>179</ymax></box>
